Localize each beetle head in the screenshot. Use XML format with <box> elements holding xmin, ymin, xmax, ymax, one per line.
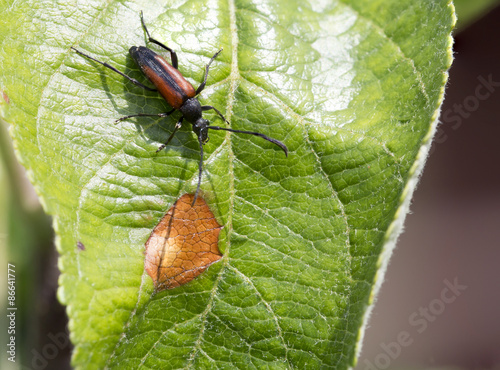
<box><xmin>193</xmin><ymin>118</ymin><xmax>210</xmax><ymax>143</ymax></box>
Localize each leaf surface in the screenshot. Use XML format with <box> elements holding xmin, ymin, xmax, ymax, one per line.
<box><xmin>0</xmin><ymin>0</ymin><xmax>455</xmax><ymax>368</ymax></box>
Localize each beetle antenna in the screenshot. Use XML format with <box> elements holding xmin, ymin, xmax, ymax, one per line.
<box><xmin>207</xmin><ymin>126</ymin><xmax>288</xmax><ymax>156</ymax></box>
<box><xmin>193</xmin><ymin>133</ymin><xmax>204</xmax><ymax>205</ymax></box>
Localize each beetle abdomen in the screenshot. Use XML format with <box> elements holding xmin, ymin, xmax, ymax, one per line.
<box><xmin>129</xmin><ymin>46</ymin><xmax>196</xmax><ymax>109</ymax></box>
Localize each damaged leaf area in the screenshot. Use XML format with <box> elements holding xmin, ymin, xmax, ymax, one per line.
<box><xmin>145</xmin><ymin>193</ymin><xmax>223</xmax><ymax>291</ymax></box>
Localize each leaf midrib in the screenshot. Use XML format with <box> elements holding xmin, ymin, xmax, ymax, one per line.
<box><xmin>185</xmin><ymin>0</ymin><xmax>240</xmax><ymax>366</ymax></box>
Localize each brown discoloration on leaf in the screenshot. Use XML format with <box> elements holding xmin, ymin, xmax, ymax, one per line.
<box><xmin>1</xmin><ymin>90</ymin><xmax>9</xmax><ymax>105</ymax></box>
<box><xmin>145</xmin><ymin>193</ymin><xmax>223</xmax><ymax>291</ymax></box>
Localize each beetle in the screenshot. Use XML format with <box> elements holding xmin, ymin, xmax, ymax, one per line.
<box><xmin>72</xmin><ymin>11</ymin><xmax>288</xmax><ymax>203</ymax></box>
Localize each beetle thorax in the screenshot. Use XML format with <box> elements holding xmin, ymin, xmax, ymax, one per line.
<box><xmin>180</xmin><ymin>98</ymin><xmax>203</xmax><ymax>124</ymax></box>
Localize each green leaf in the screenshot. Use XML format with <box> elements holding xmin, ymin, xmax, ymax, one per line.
<box><xmin>454</xmin><ymin>0</ymin><xmax>500</xmax><ymax>29</ymax></box>
<box><xmin>0</xmin><ymin>0</ymin><xmax>455</xmax><ymax>368</ymax></box>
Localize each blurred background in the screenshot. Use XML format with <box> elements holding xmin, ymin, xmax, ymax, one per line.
<box><xmin>1</xmin><ymin>2</ymin><xmax>499</xmax><ymax>369</ymax></box>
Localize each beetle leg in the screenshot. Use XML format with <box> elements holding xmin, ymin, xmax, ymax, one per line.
<box><xmin>201</xmin><ymin>105</ymin><xmax>230</xmax><ymax>125</ymax></box>
<box><xmin>156</xmin><ymin>116</ymin><xmax>184</xmax><ymax>152</ymax></box>
<box><xmin>208</xmin><ymin>126</ymin><xmax>288</xmax><ymax>157</ymax></box>
<box><xmin>115</xmin><ymin>109</ymin><xmax>175</xmax><ymax>124</ymax></box>
<box><xmin>195</xmin><ymin>48</ymin><xmax>223</xmax><ymax>95</ymax></box>
<box><xmin>71</xmin><ymin>47</ymin><xmax>157</xmax><ymax>91</ymax></box>
<box><xmin>140</xmin><ymin>11</ymin><xmax>179</xmax><ymax>69</ymax></box>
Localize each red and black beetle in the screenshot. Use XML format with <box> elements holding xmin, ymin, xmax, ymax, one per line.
<box><xmin>72</xmin><ymin>12</ymin><xmax>288</xmax><ymax>202</ymax></box>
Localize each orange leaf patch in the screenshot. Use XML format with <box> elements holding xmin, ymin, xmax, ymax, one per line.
<box><xmin>144</xmin><ymin>193</ymin><xmax>223</xmax><ymax>291</ymax></box>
